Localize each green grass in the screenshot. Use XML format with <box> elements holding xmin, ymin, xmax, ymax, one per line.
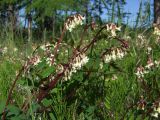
<box><xmin>0</xmin><ymin>24</ymin><xmax>160</xmax><ymax>120</ymax></box>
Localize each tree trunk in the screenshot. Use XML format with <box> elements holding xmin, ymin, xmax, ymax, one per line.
<box><xmin>52</xmin><ymin>11</ymin><xmax>56</xmax><ymax>39</ymax></box>
<box><xmin>154</xmin><ymin>0</ymin><xmax>160</xmax><ymax>24</ymax></box>
<box><xmin>85</xmin><ymin>1</ymin><xmax>89</xmax><ymax>24</ymax></box>
<box><xmin>27</xmin><ymin>0</ymin><xmax>32</xmax><ymax>42</ymax></box>
<box><xmin>111</xmin><ymin>0</ymin><xmax>115</xmax><ymax>22</ymax></box>
<box><xmin>8</xmin><ymin>4</ymin><xmax>14</xmax><ymax>40</ymax></box>
<box><xmin>28</xmin><ymin>14</ymin><xmax>32</xmax><ymax>42</ymax></box>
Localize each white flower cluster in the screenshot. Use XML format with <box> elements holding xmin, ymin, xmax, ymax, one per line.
<box><xmin>40</xmin><ymin>43</ymin><xmax>56</xmax><ymax>66</ymax></box>
<box><xmin>0</xmin><ymin>47</ymin><xmax>7</xmax><ymax>55</ymax></box>
<box><xmin>137</xmin><ymin>35</ymin><xmax>147</xmax><ymax>47</ymax></box>
<box><xmin>26</xmin><ymin>55</ymin><xmax>41</xmax><ymax>67</ymax></box>
<box><xmin>3</xmin><ymin>47</ymin><xmax>7</xmax><ymax>54</ymax></box>
<box><xmin>46</xmin><ymin>54</ymin><xmax>55</xmax><ymax>66</ymax></box>
<box><xmin>40</xmin><ymin>43</ymin><xmax>54</xmax><ymax>51</ymax></box>
<box><xmin>155</xmin><ymin>60</ymin><xmax>160</xmax><ymax>67</ymax></box>
<box><xmin>135</xmin><ymin>58</ymin><xmax>160</xmax><ymax>78</ymax></box>
<box><xmin>105</xmin><ymin>23</ymin><xmax>121</xmax><ymax>37</ymax></box>
<box><xmin>72</xmin><ymin>53</ymin><xmax>89</xmax><ymax>71</ymax></box>
<box><xmin>151</xmin><ymin>102</ymin><xmax>160</xmax><ymax>118</ymax></box>
<box><xmin>103</xmin><ymin>47</ymin><xmax>127</xmax><ymax>63</ymax></box>
<box><xmin>13</xmin><ymin>48</ymin><xmax>18</xmax><ymax>52</ymax></box>
<box><xmin>138</xmin><ymin>34</ymin><xmax>145</xmax><ymax>40</ymax></box>
<box><xmin>64</xmin><ymin>53</ymin><xmax>89</xmax><ymax>81</ymax></box>
<box><xmin>137</xmin><ymin>96</ymin><xmax>146</xmax><ymax>110</ymax></box>
<box><xmin>135</xmin><ymin>66</ymin><xmax>149</xmax><ymax>78</ymax></box>
<box><xmin>31</xmin><ymin>55</ymin><xmax>41</xmax><ymax>66</ymax></box>
<box><xmin>153</xmin><ymin>26</ymin><xmax>160</xmax><ymax>36</ymax></box>
<box><xmin>64</xmin><ymin>14</ymin><xmax>85</xmax><ymax>32</ymax></box>
<box><xmin>56</xmin><ymin>64</ymin><xmax>64</xmax><ymax>74</ymax></box>
<box><xmin>146</xmin><ymin>47</ymin><xmax>152</xmax><ymax>55</ymax></box>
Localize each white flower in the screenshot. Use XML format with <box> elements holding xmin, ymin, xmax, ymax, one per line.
<box><xmin>46</xmin><ymin>54</ymin><xmax>55</xmax><ymax>66</ymax></box>
<box><xmin>14</xmin><ymin>48</ymin><xmax>18</xmax><ymax>52</ymax></box>
<box><xmin>56</xmin><ymin>64</ymin><xmax>64</xmax><ymax>74</ymax></box>
<box><xmin>145</xmin><ymin>62</ymin><xmax>154</xmax><ymax>69</ymax></box>
<box><xmin>111</xmin><ymin>50</ymin><xmax>116</xmax><ymax>60</ymax></box>
<box><xmin>81</xmin><ymin>54</ymin><xmax>89</xmax><ymax>65</ymax></box>
<box><xmin>145</xmin><ymin>58</ymin><xmax>154</xmax><ymax>70</ymax></box>
<box><xmin>106</xmin><ymin>23</ymin><xmax>121</xmax><ymax>37</ymax></box>
<box><xmin>147</xmin><ymin>47</ymin><xmax>152</xmax><ymax>54</ymax></box>
<box><xmin>155</xmin><ymin>60</ymin><xmax>160</xmax><ymax>67</ymax></box>
<box><xmin>111</xmin><ymin>30</ymin><xmax>116</xmax><ymax>37</ymax></box>
<box><xmin>151</xmin><ymin>112</ymin><xmax>159</xmax><ymax>118</ymax></box>
<box><xmin>112</xmin><ymin>74</ymin><xmax>118</xmax><ymax>80</ymax></box>
<box><xmin>100</xmin><ymin>62</ymin><xmax>103</xmax><ymax>69</ymax></box>
<box><xmin>117</xmin><ymin>49</ymin><xmax>122</xmax><ymax>59</ymax></box>
<box><xmin>153</xmin><ymin>26</ymin><xmax>160</xmax><ymax>36</ymax></box>
<box><xmin>138</xmin><ymin>35</ymin><xmax>145</xmax><ymax>40</ymax></box>
<box><xmin>33</xmin><ymin>56</ymin><xmax>41</xmax><ymax>66</ymax></box>
<box><xmin>40</xmin><ymin>45</ymin><xmax>46</xmax><ymax>50</ymax></box>
<box><xmin>64</xmin><ymin>69</ymin><xmax>72</xmax><ymax>81</ymax></box>
<box><xmin>135</xmin><ymin>66</ymin><xmax>148</xmax><ymax>78</ymax></box>
<box><xmin>104</xmin><ymin>54</ymin><xmax>112</xmax><ymax>63</ymax></box>
<box><xmin>104</xmin><ymin>48</ymin><xmax>127</xmax><ymax>63</ymax></box>
<box><xmin>116</xmin><ymin>26</ymin><xmax>121</xmax><ymax>31</ymax></box>
<box><xmin>27</xmin><ymin>55</ymin><xmax>41</xmax><ymax>66</ymax></box>
<box><xmin>72</xmin><ymin>53</ymin><xmax>89</xmax><ymax>70</ymax></box>
<box><xmin>63</xmin><ymin>53</ymin><xmax>89</xmax><ymax>81</ymax></box>
<box><xmin>2</xmin><ymin>47</ymin><xmax>7</xmax><ymax>54</ymax></box>
<box><xmin>65</xmin><ymin>14</ymin><xmax>85</xmax><ymax>32</ymax></box>
<box><xmin>156</xmin><ymin>107</ymin><xmax>160</xmax><ymax>113</ymax></box>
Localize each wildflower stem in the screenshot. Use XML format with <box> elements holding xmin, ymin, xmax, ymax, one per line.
<box><xmin>2</xmin><ymin>66</ymin><xmax>25</xmax><ymax>120</ymax></box>
<box><xmin>78</xmin><ymin>23</ymin><xmax>93</xmax><ymax>48</ymax></box>
<box><xmin>37</xmin><ymin>72</ymin><xmax>64</xmax><ymax>102</ymax></box>
<box><xmin>82</xmin><ymin>26</ymin><xmax>106</xmax><ymax>53</ymax></box>
<box><xmin>52</xmin><ymin>27</ymin><xmax>66</xmax><ymax>64</ymax></box>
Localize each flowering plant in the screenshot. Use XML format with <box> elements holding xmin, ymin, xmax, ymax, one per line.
<box><xmin>2</xmin><ymin>14</ymin><xmax>129</xmax><ymax>119</ymax></box>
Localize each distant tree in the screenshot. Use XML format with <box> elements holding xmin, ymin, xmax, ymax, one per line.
<box><xmin>25</xmin><ymin>0</ymin><xmax>77</xmax><ymax>39</ymax></box>
<box><xmin>154</xmin><ymin>0</ymin><xmax>160</xmax><ymax>24</ymax></box>
<box><xmin>0</xmin><ymin>0</ymin><xmax>27</xmax><ymax>40</ymax></box>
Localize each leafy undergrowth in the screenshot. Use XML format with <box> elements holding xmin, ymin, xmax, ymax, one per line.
<box><xmin>0</xmin><ymin>14</ymin><xmax>160</xmax><ymax>120</ymax></box>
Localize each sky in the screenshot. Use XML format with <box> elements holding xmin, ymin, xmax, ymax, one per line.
<box><xmin>124</xmin><ymin>0</ymin><xmax>153</xmax><ymax>24</ymax></box>
<box><xmin>20</xmin><ymin>0</ymin><xmax>154</xmax><ymax>27</ymax></box>
<box><xmin>101</xmin><ymin>0</ymin><xmax>153</xmax><ymax>25</ymax></box>
<box><xmin>125</xmin><ymin>0</ymin><xmax>139</xmax><ymax>17</ymax></box>
<box><xmin>124</xmin><ymin>0</ymin><xmax>141</xmax><ymax>24</ymax></box>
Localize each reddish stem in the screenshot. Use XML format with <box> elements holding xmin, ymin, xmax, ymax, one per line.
<box><xmin>37</xmin><ymin>72</ymin><xmax>64</xmax><ymax>102</ymax></box>
<box><xmin>82</xmin><ymin>26</ymin><xmax>106</xmax><ymax>53</ymax></box>
<box><xmin>2</xmin><ymin>66</ymin><xmax>25</xmax><ymax>120</ymax></box>
<box><xmin>52</xmin><ymin>27</ymin><xmax>66</xmax><ymax>65</ymax></box>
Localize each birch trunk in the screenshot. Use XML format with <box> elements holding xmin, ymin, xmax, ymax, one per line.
<box><xmin>154</xmin><ymin>0</ymin><xmax>160</xmax><ymax>24</ymax></box>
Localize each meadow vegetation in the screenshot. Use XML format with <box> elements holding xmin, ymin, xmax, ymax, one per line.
<box><xmin>0</xmin><ymin>0</ymin><xmax>160</xmax><ymax>120</ymax></box>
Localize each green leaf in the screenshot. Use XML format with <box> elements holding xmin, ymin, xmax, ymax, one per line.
<box><xmin>35</xmin><ymin>59</ymin><xmax>46</xmax><ymax>70</ymax></box>
<box><xmin>42</xmin><ymin>98</ymin><xmax>53</xmax><ymax>107</ymax></box>
<box><xmin>40</xmin><ymin>66</ymin><xmax>55</xmax><ymax>78</ymax></box>
<box><xmin>31</xmin><ymin>103</ymin><xmax>41</xmax><ymax>112</ymax></box>
<box><xmin>49</xmin><ymin>113</ymin><xmax>56</xmax><ymax>120</ymax></box>
<box><xmin>51</xmin><ymin>88</ymin><xmax>59</xmax><ymax>94</ymax></box>
<box><xmin>105</xmin><ymin>97</ymin><xmax>111</xmax><ymax>110</ymax></box>
<box><xmin>86</xmin><ymin>106</ymin><xmax>95</xmax><ymax>114</ymax></box>
<box><xmin>7</xmin><ymin>105</ymin><xmax>20</xmax><ymax>116</ymax></box>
